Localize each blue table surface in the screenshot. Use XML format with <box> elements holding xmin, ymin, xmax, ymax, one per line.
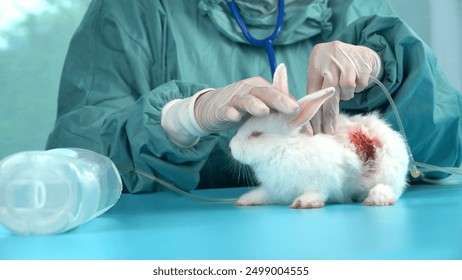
<box><xmin>1</xmin><ymin>184</ymin><xmax>462</xmax><ymax>260</ymax></box>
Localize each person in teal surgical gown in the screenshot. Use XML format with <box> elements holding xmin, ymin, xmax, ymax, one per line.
<box><xmin>47</xmin><ymin>0</ymin><xmax>462</xmax><ymax>193</ymax></box>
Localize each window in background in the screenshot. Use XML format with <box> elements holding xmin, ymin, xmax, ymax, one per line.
<box><xmin>0</xmin><ymin>0</ymin><xmax>89</xmax><ymax>159</ymax></box>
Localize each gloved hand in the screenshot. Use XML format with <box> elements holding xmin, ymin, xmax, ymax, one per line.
<box><xmin>307</xmin><ymin>40</ymin><xmax>382</xmax><ymax>134</ymax></box>
<box><xmin>195</xmin><ymin>76</ymin><xmax>299</xmax><ymax>132</ymax></box>
<box><xmin>161</xmin><ymin>76</ymin><xmax>299</xmax><ymax>147</ymax></box>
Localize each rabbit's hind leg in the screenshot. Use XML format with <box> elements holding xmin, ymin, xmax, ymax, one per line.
<box><xmin>362</xmin><ymin>183</ymin><xmax>396</xmax><ymax>206</ymax></box>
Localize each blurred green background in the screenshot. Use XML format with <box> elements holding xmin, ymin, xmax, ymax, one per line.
<box><xmin>0</xmin><ymin>0</ymin><xmax>89</xmax><ymax>159</ymax></box>
<box><xmin>0</xmin><ymin>0</ymin><xmax>461</xmax><ymax>160</ymax></box>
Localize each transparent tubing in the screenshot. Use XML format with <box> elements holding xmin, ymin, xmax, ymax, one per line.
<box><xmin>368</xmin><ymin>76</ymin><xmax>421</xmax><ymax>179</ymax></box>
<box><xmin>118</xmin><ymin>165</ymin><xmax>237</xmax><ymax>203</ymax></box>
<box><xmin>369</xmin><ymin>76</ymin><xmax>462</xmax><ymax>184</ymax></box>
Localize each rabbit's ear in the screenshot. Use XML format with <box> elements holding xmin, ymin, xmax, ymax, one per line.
<box><xmin>291</xmin><ymin>87</ymin><xmax>336</xmax><ymax>127</ymax></box>
<box><xmin>272</xmin><ymin>63</ymin><xmax>290</xmax><ymax>97</ymax></box>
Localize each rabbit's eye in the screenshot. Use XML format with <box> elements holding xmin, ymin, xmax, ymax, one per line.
<box><xmin>249</xmin><ymin>131</ymin><xmax>263</xmax><ymax>138</ymax></box>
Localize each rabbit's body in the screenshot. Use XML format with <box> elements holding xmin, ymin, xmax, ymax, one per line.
<box><xmin>229</xmin><ymin>64</ymin><xmax>409</xmax><ymax>208</ymax></box>
<box><xmin>230</xmin><ymin>112</ymin><xmax>409</xmax><ymax>208</ymax></box>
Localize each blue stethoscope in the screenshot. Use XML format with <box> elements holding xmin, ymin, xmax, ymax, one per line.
<box><xmin>227</xmin><ymin>0</ymin><xmax>285</xmax><ymax>77</ymax></box>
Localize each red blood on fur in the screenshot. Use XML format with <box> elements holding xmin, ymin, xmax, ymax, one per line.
<box><xmin>349</xmin><ymin>129</ymin><xmax>377</xmax><ymax>162</ymax></box>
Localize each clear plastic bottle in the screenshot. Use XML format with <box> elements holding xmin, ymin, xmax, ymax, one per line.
<box><xmin>0</xmin><ymin>148</ymin><xmax>123</xmax><ymax>235</ymax></box>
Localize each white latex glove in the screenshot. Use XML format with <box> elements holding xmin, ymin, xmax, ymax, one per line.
<box><xmin>307</xmin><ymin>40</ymin><xmax>383</xmax><ymax>134</ymax></box>
<box><xmin>161</xmin><ymin>76</ymin><xmax>299</xmax><ymax>147</ymax></box>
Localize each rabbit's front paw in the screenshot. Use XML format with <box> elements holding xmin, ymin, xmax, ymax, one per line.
<box><xmin>290</xmin><ymin>191</ymin><xmax>325</xmax><ymax>209</ymax></box>
<box><xmin>235</xmin><ymin>187</ymin><xmax>270</xmax><ymax>206</ymax></box>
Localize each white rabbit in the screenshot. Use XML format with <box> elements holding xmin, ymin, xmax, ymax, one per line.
<box><xmin>229</xmin><ymin>64</ymin><xmax>409</xmax><ymax>208</ymax></box>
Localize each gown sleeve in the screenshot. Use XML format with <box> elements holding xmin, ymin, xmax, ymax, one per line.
<box><xmin>336</xmin><ymin>15</ymin><xmax>462</xmax><ymax>177</ymax></box>
<box><xmin>46</xmin><ymin>0</ymin><xmax>220</xmax><ymax>192</ymax></box>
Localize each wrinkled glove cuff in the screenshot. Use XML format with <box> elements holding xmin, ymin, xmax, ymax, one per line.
<box><xmin>161</xmin><ymin>89</ymin><xmax>213</xmax><ymax>147</ymax></box>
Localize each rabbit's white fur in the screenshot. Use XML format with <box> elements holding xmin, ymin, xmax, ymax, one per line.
<box><xmin>229</xmin><ymin>64</ymin><xmax>409</xmax><ymax>208</ymax></box>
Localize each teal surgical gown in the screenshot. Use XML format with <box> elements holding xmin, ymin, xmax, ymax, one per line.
<box><xmin>47</xmin><ymin>0</ymin><xmax>462</xmax><ymax>193</ymax></box>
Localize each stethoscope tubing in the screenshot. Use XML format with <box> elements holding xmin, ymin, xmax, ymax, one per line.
<box><xmin>227</xmin><ymin>0</ymin><xmax>285</xmax><ymax>76</ymax></box>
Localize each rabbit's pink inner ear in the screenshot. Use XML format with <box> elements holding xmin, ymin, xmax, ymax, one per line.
<box><xmin>291</xmin><ymin>87</ymin><xmax>336</xmax><ymax>127</ymax></box>
<box><xmin>272</xmin><ymin>63</ymin><xmax>290</xmax><ymax>96</ymax></box>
